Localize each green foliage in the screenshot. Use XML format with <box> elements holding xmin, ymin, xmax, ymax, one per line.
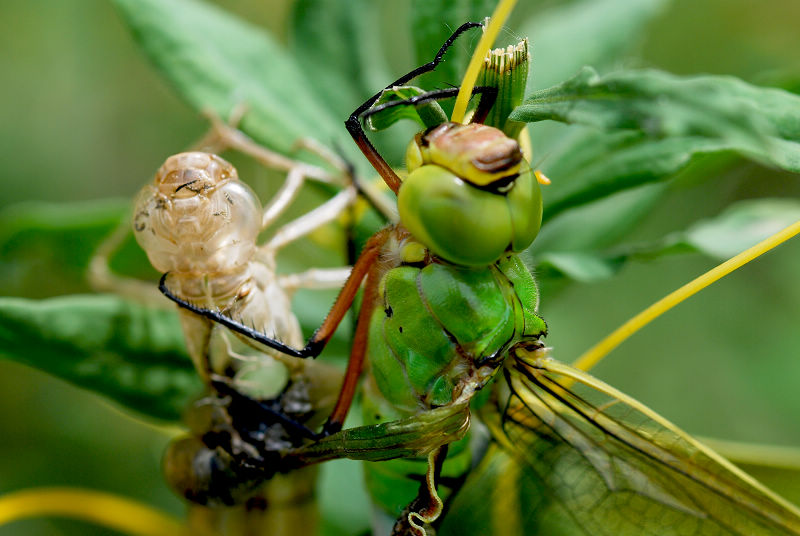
<box><xmin>3</xmin><ymin>0</ymin><xmax>800</xmax><ymax>535</ymax></box>
<box><xmin>535</xmin><ymin>197</ymin><xmax>800</xmax><ymax>282</ymax></box>
<box><xmin>0</xmin><ymin>200</ymin><xmax>153</xmax><ymax>297</ymax></box>
<box><xmin>113</xmin><ymin>0</ymin><xmax>345</xmax><ymax>157</ymax></box>
<box><xmin>0</xmin><ymin>295</ymin><xmax>197</xmax><ymax>421</ymax></box>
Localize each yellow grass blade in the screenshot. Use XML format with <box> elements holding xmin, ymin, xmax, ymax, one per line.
<box><xmin>451</xmin><ymin>0</ymin><xmax>518</xmax><ymax>123</ymax></box>
<box><xmin>573</xmin><ymin>219</ymin><xmax>800</xmax><ymax>372</ymax></box>
<box><xmin>0</xmin><ymin>487</ymin><xmax>207</xmax><ymax>536</ymax></box>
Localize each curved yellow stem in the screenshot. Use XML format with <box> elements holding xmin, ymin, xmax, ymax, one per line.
<box><xmin>573</xmin><ymin>219</ymin><xmax>800</xmax><ymax>372</ymax></box>
<box><xmin>451</xmin><ymin>0</ymin><xmax>518</xmax><ymax>124</ymax></box>
<box><xmin>0</xmin><ymin>487</ymin><xmax>205</xmax><ymax>536</ymax></box>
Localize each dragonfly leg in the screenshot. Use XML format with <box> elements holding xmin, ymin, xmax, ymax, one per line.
<box><xmin>346</xmin><ymin>21</ymin><xmax>483</xmax><ymax>193</ymax></box>
<box><xmin>278</xmin><ymin>267</ymin><xmax>352</xmax><ymax>294</ymax></box>
<box><xmin>360</xmin><ymin>86</ymin><xmax>499</xmax><ymax>127</ymax></box>
<box><xmin>160</xmin><ymin>227</ymin><xmax>390</xmax><ymax>359</ymax></box>
<box><xmin>320</xmin><ymin>250</ymin><xmax>384</xmax><ymax>434</ymax></box>
<box><xmin>262</xmin><ymin>179</ymin><xmax>357</xmax><ymax>252</ymax></box>
<box><xmin>391</xmin><ymin>445</ymin><xmax>449</xmax><ymax>536</ymax></box>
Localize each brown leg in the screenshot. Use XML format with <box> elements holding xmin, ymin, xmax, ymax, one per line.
<box><xmin>345</xmin><ymin>21</ymin><xmax>484</xmax><ymax>194</ymax></box>
<box><xmin>322</xmin><ymin>249</ymin><xmax>384</xmax><ymax>433</ymax></box>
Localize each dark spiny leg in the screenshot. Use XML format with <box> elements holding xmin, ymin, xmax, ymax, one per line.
<box><xmin>160</xmin><ymin>228</ymin><xmax>389</xmax><ymax>359</ymax></box>
<box><xmin>346</xmin><ymin>21</ymin><xmax>483</xmax><ymax>193</ymax></box>
<box><xmin>360</xmin><ymin>86</ymin><xmax>499</xmax><ymax>127</ymax></box>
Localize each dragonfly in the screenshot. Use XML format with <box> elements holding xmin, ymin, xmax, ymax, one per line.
<box><xmin>158</xmin><ymin>16</ymin><xmax>800</xmax><ymax>536</ymax></box>
<box><xmin>89</xmin><ymin>117</ymin><xmax>365</xmax><ymax>534</ymax></box>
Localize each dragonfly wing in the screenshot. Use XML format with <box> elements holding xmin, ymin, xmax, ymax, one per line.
<box><xmin>478</xmin><ymin>352</ymin><xmax>800</xmax><ymax>536</ymax></box>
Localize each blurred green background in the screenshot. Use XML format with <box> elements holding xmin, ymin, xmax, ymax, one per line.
<box><xmin>1</xmin><ymin>0</ymin><xmax>799</xmax><ymax>534</ymax></box>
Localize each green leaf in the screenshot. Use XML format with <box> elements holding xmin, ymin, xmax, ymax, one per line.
<box><xmin>113</xmin><ymin>0</ymin><xmax>344</xmax><ymax>156</ymax></box>
<box><xmin>534</xmin><ymin>182</ymin><xmax>668</xmax><ymax>254</ymax></box>
<box><xmin>0</xmin><ymin>295</ymin><xmax>198</xmax><ymax>422</ymax></box>
<box><xmin>0</xmin><ymin>199</ymin><xmax>154</xmax><ymax>298</ymax></box>
<box><xmin>521</xmin><ymin>0</ymin><xmax>669</xmax><ymax>90</ymax></box>
<box><xmin>519</xmin><ymin>69</ymin><xmax>800</xmax><ymax>220</ymax></box>
<box><xmin>533</xmin><ymin>198</ymin><xmax>800</xmax><ymax>282</ymax></box>
<box><xmin>675</xmin><ymin>198</ymin><xmax>800</xmax><ymax>260</ymax></box>
<box><xmin>541</xmin><ymin>128</ymin><xmax>731</xmax><ymax>221</ymax></box>
<box><xmin>365</xmin><ymin>86</ymin><xmax>448</xmax><ymax>131</ymax></box>
<box><xmin>514</xmin><ymin>68</ymin><xmax>800</xmax><ymax>171</ymax></box>
<box><xmin>290</xmin><ymin>0</ymin><xmax>390</xmax><ymax>121</ymax></box>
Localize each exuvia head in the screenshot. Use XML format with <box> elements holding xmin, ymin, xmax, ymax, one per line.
<box><xmin>132</xmin><ymin>152</ymin><xmax>262</xmax><ymax>274</ymax></box>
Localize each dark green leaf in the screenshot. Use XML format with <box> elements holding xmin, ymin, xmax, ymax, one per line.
<box><xmin>528</xmin><ymin>69</ymin><xmax>800</xmax><ymax>220</ymax></box>
<box><xmin>534</xmin><ymin>182</ymin><xmax>668</xmax><ymax>254</ymax></box>
<box><xmin>113</xmin><ymin>0</ymin><xmax>344</xmax><ymax>156</ymax></box>
<box><xmin>290</xmin><ymin>0</ymin><xmax>390</xmax><ymax>121</ymax></box>
<box><xmin>0</xmin><ymin>200</ymin><xmax>154</xmax><ymax>298</ymax></box>
<box><xmin>0</xmin><ymin>295</ymin><xmax>198</xmax><ymax>421</ymax></box>
<box><xmin>521</xmin><ymin>0</ymin><xmax>669</xmax><ymax>90</ymax></box>
<box><xmin>541</xmin><ymin>128</ymin><xmax>731</xmax><ymax>221</ymax></box>
<box><xmin>515</xmin><ymin>68</ymin><xmax>800</xmax><ymax>173</ymax></box>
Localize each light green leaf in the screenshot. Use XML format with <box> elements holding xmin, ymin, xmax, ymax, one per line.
<box><xmin>113</xmin><ymin>0</ymin><xmax>344</xmax><ymax>156</ymax></box>
<box><xmin>679</xmin><ymin>198</ymin><xmax>800</xmax><ymax>259</ymax></box>
<box><xmin>533</xmin><ymin>198</ymin><xmax>800</xmax><ymax>282</ymax></box>
<box><xmin>365</xmin><ymin>86</ymin><xmax>448</xmax><ymax>131</ymax></box>
<box><xmin>0</xmin><ymin>295</ymin><xmax>198</xmax><ymax>422</ymax></box>
<box><xmin>290</xmin><ymin>0</ymin><xmax>390</xmax><ymax>121</ymax></box>
<box><xmin>515</xmin><ymin>68</ymin><xmax>800</xmax><ymax>175</ymax></box>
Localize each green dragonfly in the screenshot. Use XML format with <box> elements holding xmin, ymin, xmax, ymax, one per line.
<box><xmin>159</xmin><ymin>19</ymin><xmax>800</xmax><ymax>536</ymax></box>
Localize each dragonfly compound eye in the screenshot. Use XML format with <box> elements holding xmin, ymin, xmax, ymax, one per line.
<box><xmin>163</xmin><ymin>435</ymin><xmax>264</xmax><ymax>507</ymax></box>
<box><xmin>398</xmin><ymin>128</ymin><xmax>542</xmax><ymax>266</ymax></box>
<box><xmin>132</xmin><ymin>152</ymin><xmax>263</xmax><ymax>274</ymax></box>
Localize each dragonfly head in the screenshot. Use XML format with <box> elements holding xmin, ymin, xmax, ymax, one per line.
<box><xmin>398</xmin><ymin>123</ymin><xmax>542</xmax><ymax>266</ymax></box>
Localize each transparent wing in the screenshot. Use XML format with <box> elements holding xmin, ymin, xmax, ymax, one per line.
<box><xmin>475</xmin><ymin>351</ymin><xmax>800</xmax><ymax>536</ymax></box>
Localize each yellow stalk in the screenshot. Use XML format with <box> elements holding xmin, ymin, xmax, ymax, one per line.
<box><xmin>0</xmin><ymin>487</ymin><xmax>208</xmax><ymax>536</ymax></box>
<box><xmin>451</xmin><ymin>0</ymin><xmax>518</xmax><ymax>124</ymax></box>
<box><xmin>573</xmin><ymin>219</ymin><xmax>800</xmax><ymax>372</ymax></box>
